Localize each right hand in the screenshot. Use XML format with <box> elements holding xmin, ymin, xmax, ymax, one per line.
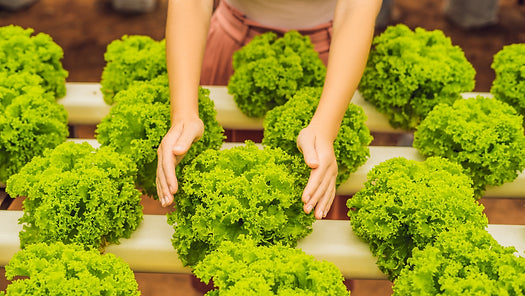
<box><xmin>156</xmin><ymin>116</ymin><xmax>204</xmax><ymax>207</ymax></box>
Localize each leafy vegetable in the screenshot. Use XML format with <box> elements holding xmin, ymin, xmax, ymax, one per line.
<box><xmin>413</xmin><ymin>96</ymin><xmax>525</xmax><ymax>198</ymax></box>
<box><xmin>228</xmin><ymin>30</ymin><xmax>326</xmax><ymax>118</ymax></box>
<box><xmin>100</xmin><ymin>35</ymin><xmax>166</xmax><ymax>104</ymax></box>
<box><xmin>358</xmin><ymin>24</ymin><xmax>475</xmax><ymax>130</ymax></box>
<box><xmin>96</xmin><ymin>75</ymin><xmax>225</xmax><ymax>198</ymax></box>
<box><xmin>0</xmin><ymin>25</ymin><xmax>68</xmax><ymax>98</ymax></box>
<box><xmin>168</xmin><ymin>141</ymin><xmax>314</xmax><ymax>267</ymax></box>
<box><xmin>393</xmin><ymin>225</ymin><xmax>525</xmax><ymax>295</ymax></box>
<box><xmin>2</xmin><ymin>242</ymin><xmax>140</xmax><ymax>296</ymax></box>
<box><xmin>6</xmin><ymin>141</ymin><xmax>143</xmax><ymax>251</ymax></box>
<box><xmin>0</xmin><ymin>72</ymin><xmax>69</xmax><ymax>184</ymax></box>
<box><xmin>491</xmin><ymin>43</ymin><xmax>525</xmax><ymax>123</ymax></box>
<box><xmin>347</xmin><ymin>157</ymin><xmax>488</xmax><ymax>280</ymax></box>
<box><xmin>194</xmin><ymin>238</ymin><xmax>350</xmax><ymax>295</ymax></box>
<box><xmin>263</xmin><ymin>87</ymin><xmax>372</xmax><ymax>186</ymax></box>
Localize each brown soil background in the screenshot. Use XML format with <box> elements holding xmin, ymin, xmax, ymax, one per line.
<box><xmin>1</xmin><ymin>0</ymin><xmax>525</xmax><ymax>295</ymax></box>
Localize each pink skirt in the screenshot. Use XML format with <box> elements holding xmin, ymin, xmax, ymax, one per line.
<box><xmin>200</xmin><ymin>0</ymin><xmax>333</xmax><ymax>86</ymax></box>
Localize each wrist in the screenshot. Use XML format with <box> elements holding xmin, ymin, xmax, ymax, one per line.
<box><xmin>307</xmin><ymin>116</ymin><xmax>339</xmax><ymax>143</ymax></box>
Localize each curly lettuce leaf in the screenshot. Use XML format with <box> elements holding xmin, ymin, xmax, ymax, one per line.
<box><xmin>347</xmin><ymin>156</ymin><xmax>488</xmax><ymax>280</ymax></box>
<box><xmin>0</xmin><ymin>75</ymin><xmax>68</xmax><ymax>183</ymax></box>
<box><xmin>96</xmin><ymin>75</ymin><xmax>225</xmax><ymax>198</ymax></box>
<box><xmin>491</xmin><ymin>43</ymin><xmax>525</xmax><ymax>124</ymax></box>
<box><xmin>100</xmin><ymin>34</ymin><xmax>167</xmax><ymax>104</ymax></box>
<box><xmin>3</xmin><ymin>242</ymin><xmax>140</xmax><ymax>296</ymax></box>
<box><xmin>0</xmin><ymin>25</ymin><xmax>68</xmax><ymax>98</ymax></box>
<box><xmin>393</xmin><ymin>225</ymin><xmax>525</xmax><ymax>295</ymax></box>
<box><xmin>413</xmin><ymin>96</ymin><xmax>525</xmax><ymax>198</ymax></box>
<box><xmin>194</xmin><ymin>238</ymin><xmax>350</xmax><ymax>295</ymax></box>
<box><xmin>168</xmin><ymin>141</ymin><xmax>314</xmax><ymax>267</ymax></box>
<box><xmin>359</xmin><ymin>24</ymin><xmax>475</xmax><ymax>130</ymax></box>
<box><xmin>6</xmin><ymin>141</ymin><xmax>143</xmax><ymax>251</ymax></box>
<box><xmin>228</xmin><ymin>30</ymin><xmax>326</xmax><ymax>118</ymax></box>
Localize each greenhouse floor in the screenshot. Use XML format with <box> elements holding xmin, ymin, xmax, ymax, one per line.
<box><xmin>1</xmin><ymin>0</ymin><xmax>525</xmax><ymax>295</ymax></box>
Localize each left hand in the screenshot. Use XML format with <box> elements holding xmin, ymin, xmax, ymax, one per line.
<box><xmin>297</xmin><ymin>125</ymin><xmax>338</xmax><ymax>219</ymax></box>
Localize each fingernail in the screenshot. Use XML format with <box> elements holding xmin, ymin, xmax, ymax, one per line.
<box><xmin>323</xmin><ymin>210</ymin><xmax>328</xmax><ymax>218</ymax></box>
<box><xmin>305</xmin><ymin>204</ymin><xmax>313</xmax><ymax>213</ymax></box>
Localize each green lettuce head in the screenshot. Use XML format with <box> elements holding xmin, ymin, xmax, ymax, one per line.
<box><xmin>359</xmin><ymin>24</ymin><xmax>475</xmax><ymax>130</ymax></box>
<box><xmin>347</xmin><ymin>156</ymin><xmax>488</xmax><ymax>280</ymax></box>
<box><xmin>168</xmin><ymin>142</ymin><xmax>314</xmax><ymax>267</ymax></box>
<box><xmin>228</xmin><ymin>30</ymin><xmax>326</xmax><ymax>118</ymax></box>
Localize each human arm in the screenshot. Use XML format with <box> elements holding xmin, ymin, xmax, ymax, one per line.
<box><xmin>157</xmin><ymin>0</ymin><xmax>214</xmax><ymax>207</ymax></box>
<box><xmin>298</xmin><ymin>0</ymin><xmax>382</xmax><ymax>219</ymax></box>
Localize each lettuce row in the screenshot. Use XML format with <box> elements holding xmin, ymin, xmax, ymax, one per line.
<box><xmin>413</xmin><ymin>96</ymin><xmax>525</xmax><ymax>198</ymax></box>
<box><xmin>194</xmin><ymin>238</ymin><xmax>350</xmax><ymax>295</ymax></box>
<box><xmin>96</xmin><ymin>76</ymin><xmax>225</xmax><ymax>199</ymax></box>
<box><xmin>0</xmin><ymin>72</ymin><xmax>69</xmax><ymax>184</ymax></box>
<box><xmin>393</xmin><ymin>226</ymin><xmax>525</xmax><ymax>295</ymax></box>
<box><xmin>100</xmin><ymin>35</ymin><xmax>166</xmax><ymax>104</ymax></box>
<box><xmin>263</xmin><ymin>87</ymin><xmax>372</xmax><ymax>186</ymax></box>
<box><xmin>491</xmin><ymin>43</ymin><xmax>525</xmax><ymax>124</ymax></box>
<box><xmin>168</xmin><ymin>142</ymin><xmax>315</xmax><ymax>267</ymax></box>
<box><xmin>347</xmin><ymin>157</ymin><xmax>488</xmax><ymax>280</ymax></box>
<box><xmin>1</xmin><ymin>242</ymin><xmax>140</xmax><ymax>296</ymax></box>
<box><xmin>358</xmin><ymin>24</ymin><xmax>475</xmax><ymax>130</ymax></box>
<box><xmin>0</xmin><ymin>25</ymin><xmax>68</xmax><ymax>98</ymax></box>
<box><xmin>228</xmin><ymin>30</ymin><xmax>327</xmax><ymax>118</ymax></box>
<box><xmin>6</xmin><ymin>141</ymin><xmax>143</xmax><ymax>251</ymax></box>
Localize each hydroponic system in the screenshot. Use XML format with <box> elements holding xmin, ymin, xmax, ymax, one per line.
<box><xmin>0</xmin><ymin>21</ymin><xmax>525</xmax><ymax>296</ymax></box>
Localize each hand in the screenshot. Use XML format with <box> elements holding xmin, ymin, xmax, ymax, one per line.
<box><xmin>156</xmin><ymin>117</ymin><xmax>204</xmax><ymax>207</ymax></box>
<box><xmin>297</xmin><ymin>125</ymin><xmax>338</xmax><ymax>220</ymax></box>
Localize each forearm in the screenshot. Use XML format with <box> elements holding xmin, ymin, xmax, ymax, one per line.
<box><xmin>310</xmin><ymin>0</ymin><xmax>382</xmax><ymax>140</ymax></box>
<box><xmin>166</xmin><ymin>0</ymin><xmax>213</xmax><ymax>124</ymax></box>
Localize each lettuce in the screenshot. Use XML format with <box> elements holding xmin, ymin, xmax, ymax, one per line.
<box><xmin>263</xmin><ymin>87</ymin><xmax>372</xmax><ymax>186</ymax></box>
<box><xmin>6</xmin><ymin>141</ymin><xmax>143</xmax><ymax>251</ymax></box>
<box><xmin>491</xmin><ymin>43</ymin><xmax>525</xmax><ymax>124</ymax></box>
<box><xmin>0</xmin><ymin>25</ymin><xmax>68</xmax><ymax>98</ymax></box>
<box><xmin>0</xmin><ymin>72</ymin><xmax>68</xmax><ymax>184</ymax></box>
<box><xmin>100</xmin><ymin>35</ymin><xmax>166</xmax><ymax>104</ymax></box>
<box><xmin>393</xmin><ymin>226</ymin><xmax>525</xmax><ymax>295</ymax></box>
<box><xmin>347</xmin><ymin>157</ymin><xmax>488</xmax><ymax>280</ymax></box>
<box><xmin>194</xmin><ymin>238</ymin><xmax>350</xmax><ymax>295</ymax></box>
<box><xmin>358</xmin><ymin>24</ymin><xmax>475</xmax><ymax>130</ymax></box>
<box><xmin>2</xmin><ymin>242</ymin><xmax>140</xmax><ymax>296</ymax></box>
<box><xmin>413</xmin><ymin>96</ymin><xmax>525</xmax><ymax>198</ymax></box>
<box><xmin>168</xmin><ymin>142</ymin><xmax>314</xmax><ymax>267</ymax></box>
<box><xmin>95</xmin><ymin>76</ymin><xmax>225</xmax><ymax>198</ymax></box>
<box><xmin>228</xmin><ymin>30</ymin><xmax>326</xmax><ymax>118</ymax></box>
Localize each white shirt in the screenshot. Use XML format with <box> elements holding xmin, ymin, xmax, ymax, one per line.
<box><xmin>226</xmin><ymin>0</ymin><xmax>338</xmax><ymax>30</ymax></box>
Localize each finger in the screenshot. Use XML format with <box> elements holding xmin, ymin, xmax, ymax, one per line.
<box><xmin>303</xmin><ymin>165</ymin><xmax>331</xmax><ymax>213</ymax></box>
<box><xmin>314</xmin><ymin>178</ymin><xmax>336</xmax><ymax>219</ymax></box>
<box><xmin>157</xmin><ymin>147</ymin><xmax>177</xmax><ymax>206</ymax></box>
<box><xmin>302</xmin><ymin>163</ymin><xmax>327</xmax><ymax>203</ymax></box>
<box><xmin>157</xmin><ymin>159</ymin><xmax>176</xmax><ymax>206</ymax></box>
<box><xmin>160</xmin><ymin>144</ymin><xmax>179</xmax><ymax>195</ymax></box>
<box><xmin>297</xmin><ymin>131</ymin><xmax>319</xmax><ymax>169</ymax></box>
<box><xmin>159</xmin><ymin>125</ymin><xmax>184</xmax><ymax>194</ymax></box>
<box><xmin>172</xmin><ymin>128</ymin><xmax>199</xmax><ymax>156</ymax></box>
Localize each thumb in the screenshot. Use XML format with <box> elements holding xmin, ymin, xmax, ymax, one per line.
<box><xmin>297</xmin><ymin>129</ymin><xmax>319</xmax><ymax>169</ymax></box>
<box><xmin>172</xmin><ymin>125</ymin><xmax>202</xmax><ymax>155</ymax></box>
